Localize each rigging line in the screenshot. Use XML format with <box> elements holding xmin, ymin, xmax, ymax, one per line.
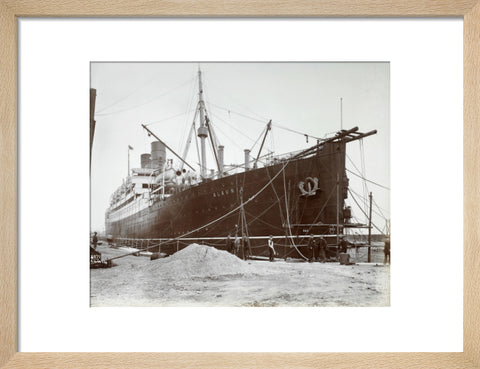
<box><xmin>288</xmin><ymin>179</ymin><xmax>297</xmax><ymax>233</ymax></box>
<box><xmin>201</xmin><ymin>91</ymin><xmax>216</xmax><ymax>147</ymax></box>
<box><xmin>208</xmin><ymin>102</ymin><xmax>268</xmax><ymax>124</ymax></box>
<box><xmin>282</xmin><ymin>167</ymin><xmax>292</xmax><ymax>229</ymax></box>
<box><xmin>282</xmin><ymin>164</ymin><xmax>308</xmax><ymax>260</ymax></box>
<box><xmin>270</xmin><ymin>125</ymin><xmax>276</xmax><ymax>161</ymax></box>
<box><xmin>348</xmin><ymin>189</ymin><xmax>385</xmax><ymax>235</ymax></box>
<box><xmin>244</xmin><ymin>191</ymin><xmax>287</xmax><ymax>228</ymax></box>
<box><xmin>204</xmin><ymin>111</ymin><xmax>222</xmax><ymax>150</ymax></box>
<box><xmin>206</xmin><ymin>125</ymin><xmax>219</xmax><ymax>174</ymax></box>
<box><xmin>359</xmin><ymin>139</ymin><xmax>368</xmax><ymax>219</ymax></box>
<box><xmin>180</xmin><ymin>109</ymin><xmax>199</xmax><ymax>168</ymax></box>
<box><xmin>204</xmin><ymin>110</ymin><xmax>269</xmax><ymax>169</ymax></box>
<box><xmin>345</xmin><ymin>168</ymin><xmax>390</xmax><ymax>190</ymax></box>
<box><xmin>210</xmin><ymin>102</ymin><xmax>322</xmax><ymax>140</ymax></box>
<box><xmin>265</xmin><ymin>162</ymin><xmax>295</xmax><ymax>252</ymax></box>
<box><xmin>203</xmin><ymin>87</ymin><xmax>223</xmax><ymax>149</ymax></box>
<box><xmin>348</xmin><ymin>188</ymin><xmax>388</xmax><ymax>219</ymax></box>
<box><xmin>208</xmin><ymin>108</ymin><xmax>256</xmax><ymax>143</ymax></box>
<box><xmin>265</xmin><ymin>165</ymin><xmax>287</xmax><ymax>227</ymax></box>
<box><xmin>146</xmin><ymin>109</ymin><xmax>196</xmax><ymax>126</ymax></box>
<box><xmin>143</xmin><ymin>129</ymin><xmax>148</xmax><ymax>153</ymax></box>
<box><xmin>288</xmin><ymin>163</ymin><xmax>300</xmax><ymax>237</ymax></box>
<box><xmin>236</xmin><ymin>210</ymin><xmax>242</xmax><ymax>235</ymax></box>
<box><xmin>193</xmin><ymin>118</ymin><xmax>203</xmax><ymax>176</ymax></box>
<box><xmin>96</xmin><ymin>77</ymin><xmax>194</xmax><ymax>117</ymax></box>
<box><xmin>273</xmin><ymin>121</ymin><xmax>322</xmax><ymax>141</ymax></box>
<box><xmin>96</xmin><ymin>72</ymin><xmax>162</xmax><ymax>113</ymax></box>
<box><xmin>178</xmin><ymin>76</ymin><xmax>199</xmax><ymax>152</ymax></box>
<box><xmin>245</xmin><ymin>210</ymin><xmax>285</xmax><ymax>232</ymax></box>
<box><xmin>347</xmin><ymin>189</ymin><xmax>377</xmax><ymax>215</ymax></box>
<box><xmin>346</xmin><ymin>153</ymin><xmax>389</xmax><ymax>190</ymax></box>
<box><xmin>222</xmin><ymin>152</ymin><xmax>272</xmax><ymax>173</ymax></box>
<box><xmin>203</xmin><ymin>77</ymin><xmax>270</xmax><ymax>122</ymax></box>
<box><xmin>373</xmin><ymin>196</ymin><xmax>388</xmax><ymax>219</ymax></box>
<box><xmin>250</xmin><ymin>126</ymin><xmax>267</xmax><ymax>153</ymax></box>
<box><xmin>207</xmin><ymin>117</ymin><xmax>265</xmax><ymax>166</ymax></box>
<box><xmin>210</xmin><ymin>122</ymin><xmax>244</xmax><ymax>151</ymax></box>
<box><xmin>345</xmin><ymin>197</ymin><xmax>385</xmax><ymax>220</ymax></box>
<box><xmin>304</xmin><ymin>185</ymin><xmax>337</xmax><ymax>236</ymax></box>
<box><xmin>210</xmin><ymin>122</ymin><xmax>220</xmax><ymax>149</ymax></box>
<box><xmin>208</xmin><ymin>112</ymin><xmax>270</xmax><ymax>168</ymax></box>
<box><xmin>350</xmin><ymin>148</ymin><xmax>369</xmax><ymax>219</ymax></box>
<box><xmin>346</xmin><ymin>153</ymin><xmax>364</xmax><ymax>177</ymax></box>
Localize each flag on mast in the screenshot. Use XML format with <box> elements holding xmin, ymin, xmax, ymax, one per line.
<box><xmin>127</xmin><ymin>145</ymin><xmax>133</xmax><ymax>176</ymax></box>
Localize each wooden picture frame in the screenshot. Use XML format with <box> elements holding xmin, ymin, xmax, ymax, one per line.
<box><xmin>1</xmin><ymin>1</ymin><xmax>478</xmax><ymax>368</ymax></box>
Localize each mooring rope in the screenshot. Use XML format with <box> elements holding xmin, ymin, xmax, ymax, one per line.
<box><xmin>282</xmin><ymin>164</ymin><xmax>308</xmax><ymax>261</ymax></box>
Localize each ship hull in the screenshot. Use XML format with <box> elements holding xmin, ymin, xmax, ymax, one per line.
<box><xmin>106</xmin><ymin>141</ymin><xmax>348</xmax><ymax>259</ymax></box>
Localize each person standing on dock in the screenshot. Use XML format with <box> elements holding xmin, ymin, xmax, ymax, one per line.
<box><xmin>268</xmin><ymin>235</ymin><xmax>276</xmax><ymax>262</ymax></box>
<box><xmin>318</xmin><ymin>236</ymin><xmax>327</xmax><ymax>263</ymax></box>
<box><xmin>308</xmin><ymin>235</ymin><xmax>315</xmax><ymax>262</ymax></box>
<box><xmin>384</xmin><ymin>237</ymin><xmax>391</xmax><ymax>265</ymax></box>
<box><xmin>92</xmin><ymin>232</ymin><xmax>98</xmax><ymax>249</ymax></box>
<box><xmin>243</xmin><ymin>235</ymin><xmax>251</xmax><ymax>260</ymax></box>
<box><xmin>234</xmin><ymin>233</ymin><xmax>241</xmax><ymax>257</ymax></box>
<box><xmin>339</xmin><ymin>236</ymin><xmax>348</xmax><ymax>254</ymax></box>
<box><xmin>226</xmin><ymin>233</ymin><xmax>233</xmax><ymax>254</ymax></box>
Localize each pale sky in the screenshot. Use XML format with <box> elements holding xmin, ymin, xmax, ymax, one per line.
<box><xmin>90</xmin><ymin>62</ymin><xmax>390</xmax><ymax>234</ymax></box>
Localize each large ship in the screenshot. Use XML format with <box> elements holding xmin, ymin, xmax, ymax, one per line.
<box><xmin>103</xmin><ymin>69</ymin><xmax>377</xmax><ymax>259</ymax></box>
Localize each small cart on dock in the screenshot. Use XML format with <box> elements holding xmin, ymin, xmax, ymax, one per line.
<box><xmin>90</xmin><ymin>247</ymin><xmax>112</xmax><ymax>269</ymax></box>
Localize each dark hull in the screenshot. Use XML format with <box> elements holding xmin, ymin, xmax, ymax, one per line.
<box><xmin>106</xmin><ymin>141</ymin><xmax>348</xmax><ymax>259</ymax></box>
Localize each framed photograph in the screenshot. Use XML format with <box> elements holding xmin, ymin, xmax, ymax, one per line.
<box><xmin>1</xmin><ymin>1</ymin><xmax>478</xmax><ymax>368</ymax></box>
<box><xmin>90</xmin><ymin>61</ymin><xmax>390</xmax><ymax>308</ymax></box>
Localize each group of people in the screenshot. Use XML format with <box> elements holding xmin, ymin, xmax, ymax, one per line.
<box><xmin>226</xmin><ymin>232</ymin><xmax>251</xmax><ymax>260</ymax></box>
<box><xmin>225</xmin><ymin>233</ymin><xmax>277</xmax><ymax>262</ymax></box>
<box><xmin>307</xmin><ymin>234</ymin><xmax>328</xmax><ymax>262</ymax></box>
<box><xmin>224</xmin><ymin>231</ymin><xmax>391</xmax><ymax>265</ymax></box>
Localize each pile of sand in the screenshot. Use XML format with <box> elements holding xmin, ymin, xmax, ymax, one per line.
<box><xmin>145</xmin><ymin>243</ymin><xmax>253</xmax><ymax>278</ymax></box>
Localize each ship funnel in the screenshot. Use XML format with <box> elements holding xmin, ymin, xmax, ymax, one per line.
<box><xmin>244</xmin><ymin>149</ymin><xmax>250</xmax><ymax>171</ymax></box>
<box><xmin>218</xmin><ymin>145</ymin><xmax>224</xmax><ymax>175</ymax></box>
<box><xmin>140</xmin><ymin>153</ymin><xmax>151</xmax><ymax>169</ymax></box>
<box><xmin>151</xmin><ymin>141</ymin><xmax>166</xmax><ymax>169</ymax></box>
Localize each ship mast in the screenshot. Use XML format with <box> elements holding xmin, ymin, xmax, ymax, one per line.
<box><xmin>197</xmin><ymin>67</ymin><xmax>208</xmax><ymax>178</ymax></box>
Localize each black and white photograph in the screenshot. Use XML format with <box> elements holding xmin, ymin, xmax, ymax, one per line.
<box><xmin>90</xmin><ymin>62</ymin><xmax>390</xmax><ymax>307</ymax></box>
